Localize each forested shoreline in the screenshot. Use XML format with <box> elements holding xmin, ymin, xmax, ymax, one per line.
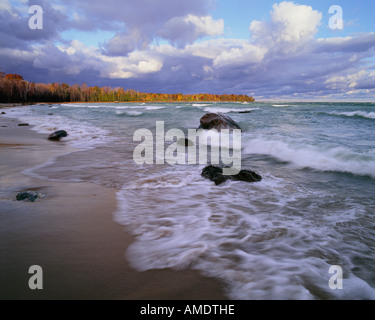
<box><xmin>0</xmin><ymin>73</ymin><xmax>255</xmax><ymax>103</ymax></box>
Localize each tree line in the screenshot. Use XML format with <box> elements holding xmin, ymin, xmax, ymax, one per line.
<box><xmin>0</xmin><ymin>73</ymin><xmax>255</xmax><ymax>103</ymax></box>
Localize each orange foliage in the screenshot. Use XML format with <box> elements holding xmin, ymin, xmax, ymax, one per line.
<box><xmin>0</xmin><ymin>73</ymin><xmax>255</xmax><ymax>103</ymax></box>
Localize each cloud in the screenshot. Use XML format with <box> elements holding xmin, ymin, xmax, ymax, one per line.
<box><xmin>56</xmin><ymin>40</ymin><xmax>163</xmax><ymax>79</ymax></box>
<box><xmin>159</xmin><ymin>15</ymin><xmax>224</xmax><ymax>47</ymax></box>
<box><xmin>69</xmin><ymin>0</ymin><xmax>214</xmax><ymax>55</ymax></box>
<box><xmin>0</xmin><ymin>0</ymin><xmax>68</xmax><ymax>52</ymax></box>
<box><xmin>250</xmin><ymin>1</ymin><xmax>322</xmax><ymax>52</ymax></box>
<box><xmin>104</xmin><ymin>29</ymin><xmax>151</xmax><ymax>56</ymax></box>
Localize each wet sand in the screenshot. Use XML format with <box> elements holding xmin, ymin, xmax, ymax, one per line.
<box><xmin>0</xmin><ymin>115</ymin><xmax>226</xmax><ymax>300</ymax></box>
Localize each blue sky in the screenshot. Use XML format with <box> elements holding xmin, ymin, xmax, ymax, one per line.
<box><xmin>1</xmin><ymin>0</ymin><xmax>375</xmax><ymax>100</ymax></box>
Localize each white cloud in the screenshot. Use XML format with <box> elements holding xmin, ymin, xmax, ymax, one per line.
<box><xmin>58</xmin><ymin>40</ymin><xmax>163</xmax><ymax>79</ymax></box>
<box><xmin>213</xmin><ymin>43</ymin><xmax>267</xmax><ymax>68</ymax></box>
<box><xmin>271</xmin><ymin>1</ymin><xmax>321</xmax><ymax>43</ymax></box>
<box><xmin>183</xmin><ymin>15</ymin><xmax>224</xmax><ymax>37</ymax></box>
<box><xmin>325</xmin><ymin>70</ymin><xmax>369</xmax><ymax>89</ymax></box>
<box><xmin>250</xmin><ymin>1</ymin><xmax>322</xmax><ymax>47</ymax></box>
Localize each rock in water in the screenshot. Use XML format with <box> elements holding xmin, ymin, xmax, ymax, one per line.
<box><xmin>202</xmin><ymin>166</ymin><xmax>230</xmax><ymax>185</ymax></box>
<box><xmin>199</xmin><ymin>113</ymin><xmax>241</xmax><ymax>131</ymax></box>
<box><xmin>239</xmin><ymin>110</ymin><xmax>252</xmax><ymax>114</ymax></box>
<box><xmin>16</xmin><ymin>191</ymin><xmax>45</xmax><ymax>202</ymax></box>
<box><xmin>18</xmin><ymin>123</ymin><xmax>29</xmax><ymax>127</ymax></box>
<box><xmin>202</xmin><ymin>165</ymin><xmax>262</xmax><ymax>185</ymax></box>
<box><xmin>231</xmin><ymin>170</ymin><xmax>262</xmax><ymax>183</ymax></box>
<box><xmin>48</xmin><ymin>130</ymin><xmax>68</xmax><ymax>141</ymax></box>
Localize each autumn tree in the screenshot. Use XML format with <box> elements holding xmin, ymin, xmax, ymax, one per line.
<box><xmin>0</xmin><ymin>73</ymin><xmax>255</xmax><ymax>103</ymax></box>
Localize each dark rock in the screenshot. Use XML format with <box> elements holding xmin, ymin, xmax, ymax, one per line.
<box><xmin>199</xmin><ymin>113</ymin><xmax>241</xmax><ymax>131</ymax></box>
<box><xmin>18</xmin><ymin>123</ymin><xmax>29</xmax><ymax>127</ymax></box>
<box><xmin>48</xmin><ymin>113</ymin><xmax>54</xmax><ymax>116</ymax></box>
<box><xmin>1</xmin><ymin>112</ymin><xmax>6</xmax><ymax>115</ymax></box>
<box><xmin>48</xmin><ymin>130</ymin><xmax>68</xmax><ymax>141</ymax></box>
<box><xmin>16</xmin><ymin>191</ymin><xmax>45</xmax><ymax>202</ymax></box>
<box><xmin>231</xmin><ymin>170</ymin><xmax>262</xmax><ymax>183</ymax></box>
<box><xmin>202</xmin><ymin>165</ymin><xmax>262</xmax><ymax>186</ymax></box>
<box><xmin>202</xmin><ymin>165</ymin><xmax>230</xmax><ymax>185</ymax></box>
<box><xmin>239</xmin><ymin>110</ymin><xmax>252</xmax><ymax>114</ymax></box>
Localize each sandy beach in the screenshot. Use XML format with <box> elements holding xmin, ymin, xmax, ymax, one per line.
<box><xmin>0</xmin><ymin>114</ymin><xmax>226</xmax><ymax>300</ymax></box>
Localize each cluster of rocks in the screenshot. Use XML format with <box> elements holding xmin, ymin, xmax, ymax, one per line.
<box><xmin>198</xmin><ymin>112</ymin><xmax>262</xmax><ymax>185</ymax></box>
<box><xmin>202</xmin><ymin>165</ymin><xmax>262</xmax><ymax>186</ymax></box>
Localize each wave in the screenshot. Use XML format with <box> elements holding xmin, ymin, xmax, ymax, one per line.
<box><xmin>114</xmin><ymin>165</ymin><xmax>375</xmax><ymax>300</ymax></box>
<box><xmin>204</xmin><ymin>107</ymin><xmax>259</xmax><ymax>114</ymax></box>
<box><xmin>116</xmin><ymin>110</ymin><xmax>143</xmax><ymax>116</ymax></box>
<box><xmin>272</xmin><ymin>104</ymin><xmax>294</xmax><ymax>107</ymax></box>
<box><xmin>3</xmin><ymin>106</ymin><xmax>116</xmax><ymax>150</ymax></box>
<box><xmin>330</xmin><ymin>111</ymin><xmax>375</xmax><ymax>120</ymax></box>
<box><xmin>60</xmin><ymin>103</ymin><xmax>165</xmax><ymax>111</ymax></box>
<box><xmin>243</xmin><ymin>137</ymin><xmax>375</xmax><ymax>179</ymax></box>
<box><xmin>192</xmin><ymin>103</ymin><xmax>210</xmax><ymax>107</ymax></box>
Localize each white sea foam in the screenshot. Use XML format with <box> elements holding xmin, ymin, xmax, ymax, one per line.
<box><xmin>3</xmin><ymin>106</ymin><xmax>116</xmax><ymax>150</ymax></box>
<box><xmin>115</xmin><ymin>165</ymin><xmax>374</xmax><ymax>299</ymax></box>
<box><xmin>60</xmin><ymin>103</ymin><xmax>165</xmax><ymax>111</ymax></box>
<box><xmin>204</xmin><ymin>107</ymin><xmax>259</xmax><ymax>114</ymax></box>
<box><xmin>272</xmin><ymin>104</ymin><xmax>295</xmax><ymax>107</ymax></box>
<box><xmin>330</xmin><ymin>110</ymin><xmax>375</xmax><ymax>120</ymax></box>
<box><xmin>243</xmin><ymin>137</ymin><xmax>375</xmax><ymax>178</ymax></box>
<box><xmin>192</xmin><ymin>103</ymin><xmax>210</xmax><ymax>107</ymax></box>
<box><xmin>116</xmin><ymin>110</ymin><xmax>143</xmax><ymax>116</ymax></box>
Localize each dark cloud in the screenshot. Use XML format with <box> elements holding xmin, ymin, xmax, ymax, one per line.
<box><xmin>0</xmin><ymin>0</ymin><xmax>68</xmax><ymax>50</ymax></box>
<box><xmin>66</xmin><ymin>0</ymin><xmax>214</xmax><ymax>55</ymax></box>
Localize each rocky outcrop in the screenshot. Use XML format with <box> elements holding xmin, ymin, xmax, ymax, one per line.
<box><xmin>16</xmin><ymin>191</ymin><xmax>45</xmax><ymax>202</ymax></box>
<box><xmin>202</xmin><ymin>165</ymin><xmax>262</xmax><ymax>186</ymax></box>
<box><xmin>48</xmin><ymin>130</ymin><xmax>68</xmax><ymax>141</ymax></box>
<box><xmin>199</xmin><ymin>113</ymin><xmax>241</xmax><ymax>131</ymax></box>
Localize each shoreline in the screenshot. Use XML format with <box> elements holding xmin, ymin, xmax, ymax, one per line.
<box><xmin>0</xmin><ymin>115</ymin><xmax>227</xmax><ymax>300</ymax></box>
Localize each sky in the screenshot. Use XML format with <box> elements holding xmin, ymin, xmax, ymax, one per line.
<box><xmin>1</xmin><ymin>0</ymin><xmax>375</xmax><ymax>101</ymax></box>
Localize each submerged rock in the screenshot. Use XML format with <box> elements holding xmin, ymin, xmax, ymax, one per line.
<box><xmin>202</xmin><ymin>165</ymin><xmax>262</xmax><ymax>186</ymax></box>
<box><xmin>199</xmin><ymin>113</ymin><xmax>241</xmax><ymax>131</ymax></box>
<box><xmin>48</xmin><ymin>130</ymin><xmax>68</xmax><ymax>141</ymax></box>
<box><xmin>16</xmin><ymin>191</ymin><xmax>45</xmax><ymax>202</ymax></box>
<box><xmin>18</xmin><ymin>123</ymin><xmax>29</xmax><ymax>127</ymax></box>
<box><xmin>1</xmin><ymin>112</ymin><xmax>6</xmax><ymax>115</ymax></box>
